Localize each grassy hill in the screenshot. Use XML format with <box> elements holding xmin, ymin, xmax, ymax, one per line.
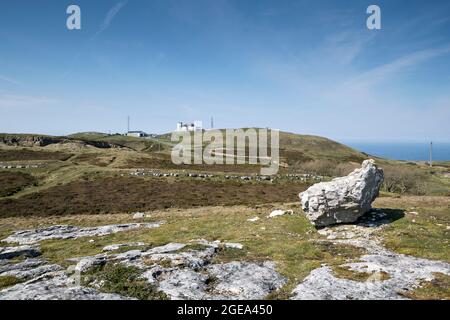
<box><xmin>0</xmin><ymin>130</ymin><xmax>448</xmax><ymax>206</ymax></box>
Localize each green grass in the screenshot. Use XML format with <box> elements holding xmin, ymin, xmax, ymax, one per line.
<box><xmin>0</xmin><ymin>275</ymin><xmax>22</xmax><ymax>290</ymax></box>
<box><xmin>82</xmin><ymin>263</ymin><xmax>168</xmax><ymax>300</ymax></box>
<box><xmin>399</xmin><ymin>273</ymin><xmax>450</xmax><ymax>300</ymax></box>
<box><xmin>333</xmin><ymin>266</ymin><xmax>390</xmax><ymax>282</ymax></box>
<box><xmin>374</xmin><ymin>196</ymin><xmax>450</xmax><ymax>263</ymax></box>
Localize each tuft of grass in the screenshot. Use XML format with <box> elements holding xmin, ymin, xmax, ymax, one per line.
<box><xmin>0</xmin><ymin>275</ymin><xmax>22</xmax><ymax>290</ymax></box>
<box><xmin>177</xmin><ymin>243</ymin><xmax>210</xmax><ymax>253</ymax></box>
<box><xmin>399</xmin><ymin>273</ymin><xmax>450</xmax><ymax>300</ymax></box>
<box><xmin>212</xmin><ymin>247</ymin><xmax>247</xmax><ymax>264</ymax></box>
<box><xmin>333</xmin><ymin>266</ymin><xmax>390</xmax><ymax>282</ymax></box>
<box><xmin>83</xmin><ymin>263</ymin><xmax>168</xmax><ymax>300</ymax></box>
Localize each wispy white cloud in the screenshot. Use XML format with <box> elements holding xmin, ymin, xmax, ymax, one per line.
<box><xmin>322</xmin><ymin>31</ymin><xmax>376</xmax><ymax>66</ymax></box>
<box><xmin>0</xmin><ymin>75</ymin><xmax>21</xmax><ymax>86</ymax></box>
<box><xmin>0</xmin><ymin>94</ymin><xmax>59</xmax><ymax>108</ymax></box>
<box><xmin>343</xmin><ymin>44</ymin><xmax>450</xmax><ymax>90</ymax></box>
<box><xmin>93</xmin><ymin>1</ymin><xmax>128</xmax><ymax>38</ymax></box>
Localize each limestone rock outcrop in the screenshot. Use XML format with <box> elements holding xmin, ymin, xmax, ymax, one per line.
<box><xmin>300</xmin><ymin>159</ymin><xmax>384</xmax><ymax>227</ymax></box>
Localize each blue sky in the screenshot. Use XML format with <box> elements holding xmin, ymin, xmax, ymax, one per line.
<box><xmin>0</xmin><ymin>0</ymin><xmax>449</xmax><ymax>142</ymax></box>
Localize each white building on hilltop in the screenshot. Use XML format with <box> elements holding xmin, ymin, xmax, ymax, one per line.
<box><xmin>126</xmin><ymin>130</ymin><xmax>146</xmax><ymax>137</ymax></box>
<box><xmin>176</xmin><ymin>121</ymin><xmax>202</xmax><ymax>132</ymax></box>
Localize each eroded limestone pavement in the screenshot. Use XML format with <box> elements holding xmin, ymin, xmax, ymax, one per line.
<box><xmin>0</xmin><ymin>223</ymin><xmax>285</xmax><ymax>300</ymax></box>
<box><xmin>291</xmin><ymin>209</ymin><xmax>450</xmax><ymax>300</ymax></box>
<box><xmin>0</xmin><ymin>213</ymin><xmax>449</xmax><ymax>300</ymax></box>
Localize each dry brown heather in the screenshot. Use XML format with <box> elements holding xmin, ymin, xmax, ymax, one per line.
<box><xmin>0</xmin><ymin>149</ymin><xmax>72</xmax><ymax>161</ymax></box>
<box><xmin>0</xmin><ymin>177</ymin><xmax>307</xmax><ymax>217</ymax></box>
<box><xmin>0</xmin><ymin>132</ymin><xmax>448</xmax><ymax>219</ymax></box>
<box><xmin>0</xmin><ymin>171</ymin><xmax>37</xmax><ymax>197</ymax></box>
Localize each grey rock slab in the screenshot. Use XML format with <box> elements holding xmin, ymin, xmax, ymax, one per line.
<box><xmin>0</xmin><ymin>245</ymin><xmax>41</xmax><ymax>260</ymax></box>
<box><xmin>143</xmin><ymin>243</ymin><xmax>186</xmax><ymax>254</ymax></box>
<box><xmin>0</xmin><ymin>258</ymin><xmax>45</xmax><ymax>275</ymax></box>
<box><xmin>157</xmin><ymin>268</ymin><xmax>210</xmax><ymax>300</ymax></box>
<box><xmin>2</xmin><ymin>222</ymin><xmax>164</xmax><ymax>245</ymax></box>
<box><xmin>0</xmin><ymin>272</ymin><xmax>131</xmax><ymax>300</ymax></box>
<box><xmin>0</xmin><ymin>260</ymin><xmax>62</xmax><ymax>280</ymax></box>
<box><xmin>207</xmin><ymin>261</ymin><xmax>286</xmax><ymax>300</ymax></box>
<box><xmin>113</xmin><ymin>250</ymin><xmax>143</xmax><ymax>261</ymax></box>
<box><xmin>291</xmin><ymin>266</ymin><xmax>403</xmax><ymax>300</ymax></box>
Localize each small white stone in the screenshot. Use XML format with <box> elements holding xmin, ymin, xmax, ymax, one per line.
<box><xmin>224</xmin><ymin>243</ymin><xmax>244</xmax><ymax>250</ymax></box>
<box><xmin>132</xmin><ymin>212</ymin><xmax>146</xmax><ymax>219</ymax></box>
<box><xmin>267</xmin><ymin>210</ymin><xmax>293</xmax><ymax>218</ymax></box>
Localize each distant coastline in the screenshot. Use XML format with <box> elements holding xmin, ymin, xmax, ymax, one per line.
<box><xmin>344</xmin><ymin>142</ymin><xmax>450</xmax><ymax>161</ymax></box>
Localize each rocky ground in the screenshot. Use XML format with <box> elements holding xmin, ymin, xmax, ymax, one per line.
<box><xmin>0</xmin><ymin>206</ymin><xmax>448</xmax><ymax>300</ymax></box>
<box><xmin>0</xmin><ymin>224</ymin><xmax>285</xmax><ymax>300</ymax></box>
<box><xmin>292</xmin><ymin>210</ymin><xmax>450</xmax><ymax>299</ymax></box>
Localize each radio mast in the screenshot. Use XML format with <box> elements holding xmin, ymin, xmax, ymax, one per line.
<box><xmin>429</xmin><ymin>142</ymin><xmax>433</xmax><ymax>167</ymax></box>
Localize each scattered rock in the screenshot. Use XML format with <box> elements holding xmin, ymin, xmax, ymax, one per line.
<box><xmin>74</xmin><ymin>256</ymin><xmax>108</xmax><ymax>273</ymax></box>
<box><xmin>267</xmin><ymin>210</ymin><xmax>293</xmax><ymax>218</ymax></box>
<box><xmin>300</xmin><ymin>159</ymin><xmax>384</xmax><ymax>227</ymax></box>
<box><xmin>2</xmin><ymin>222</ymin><xmax>164</xmax><ymax>245</ymax></box>
<box><xmin>224</xmin><ymin>243</ymin><xmax>244</xmax><ymax>250</ymax></box>
<box><xmin>132</xmin><ymin>212</ymin><xmax>145</xmax><ymax>219</ymax></box>
<box><xmin>102</xmin><ymin>242</ymin><xmax>146</xmax><ymax>252</ymax></box>
<box><xmin>247</xmin><ymin>217</ymin><xmax>260</xmax><ymax>222</ymax></box>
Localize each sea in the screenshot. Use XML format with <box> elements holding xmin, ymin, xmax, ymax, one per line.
<box><xmin>343</xmin><ymin>142</ymin><xmax>450</xmax><ymax>162</ymax></box>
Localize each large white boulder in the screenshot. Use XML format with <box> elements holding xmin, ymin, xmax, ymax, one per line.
<box><xmin>300</xmin><ymin>159</ymin><xmax>384</xmax><ymax>227</ymax></box>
